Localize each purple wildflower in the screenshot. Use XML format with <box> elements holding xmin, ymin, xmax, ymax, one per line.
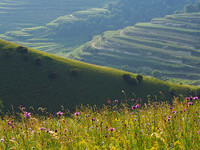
<box><xmin>193</xmin><ymin>97</ymin><xmax>198</xmax><ymax>100</ymax></box>
<box><xmin>39</xmin><ymin>127</ymin><xmax>44</xmax><ymax>131</ymax></box>
<box><xmin>167</xmin><ymin>116</ymin><xmax>171</xmax><ymax>121</ymax></box>
<box><xmin>107</xmin><ymin>100</ymin><xmax>111</xmax><ymax>104</ymax></box>
<box><xmin>74</xmin><ymin>112</ymin><xmax>80</xmax><ymax>116</ymax></box>
<box><xmin>24</xmin><ymin>124</ymin><xmax>28</xmax><ymax>127</ymax></box>
<box><xmin>24</xmin><ymin>111</ymin><xmax>31</xmax><ymax>118</ymax></box>
<box><xmin>108</xmin><ymin>128</ymin><xmax>115</xmax><ymax>132</ymax></box>
<box><xmin>11</xmin><ymin>125</ymin><xmax>14</xmax><ymax>128</ymax></box>
<box><xmin>22</xmin><ymin>107</ymin><xmax>26</xmax><ymax>110</ymax></box>
<box><xmin>91</xmin><ymin>118</ymin><xmax>95</xmax><ymax>121</ymax></box>
<box><xmin>134</xmin><ymin>119</ymin><xmax>137</xmax><ymax>121</ymax></box>
<box><xmin>114</xmin><ymin>100</ymin><xmax>118</xmax><ymax>103</ymax></box>
<box><xmin>136</xmin><ymin>104</ymin><xmax>140</xmax><ymax>108</ymax></box>
<box><xmin>183</xmin><ymin>109</ymin><xmax>187</xmax><ymax>112</ymax></box>
<box><xmin>170</xmin><ymin>107</ymin><xmax>173</xmax><ymax>110</ymax></box>
<box><xmin>172</xmin><ymin>111</ymin><xmax>176</xmax><ymax>114</ymax></box>
<box><xmin>57</xmin><ymin>111</ymin><xmax>63</xmax><ymax>116</ymax></box>
<box><xmin>0</xmin><ymin>139</ymin><xmax>4</xmax><ymax>142</ymax></box>
<box><xmin>131</xmin><ymin>99</ymin><xmax>134</xmax><ymax>101</ymax></box>
<box><xmin>46</xmin><ymin>129</ymin><xmax>50</xmax><ymax>133</ymax></box>
<box><xmin>186</xmin><ymin>97</ymin><xmax>191</xmax><ymax>100</ymax></box>
<box><xmin>132</xmin><ymin>106</ymin><xmax>136</xmax><ymax>110</ymax></box>
<box><xmin>64</xmin><ymin>129</ymin><xmax>67</xmax><ymax>131</ymax></box>
<box><xmin>188</xmin><ymin>102</ymin><xmax>193</xmax><ymax>106</ymax></box>
<box><xmin>198</xmin><ymin>131</ymin><xmax>200</xmax><ymax>134</ymax></box>
<box><xmin>55</xmin><ymin>129</ymin><xmax>58</xmax><ymax>133</ymax></box>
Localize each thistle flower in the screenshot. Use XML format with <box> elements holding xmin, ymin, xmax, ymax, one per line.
<box><xmin>24</xmin><ymin>111</ymin><xmax>31</xmax><ymax>118</ymax></box>
<box><xmin>39</xmin><ymin>127</ymin><xmax>44</xmax><ymax>131</ymax></box>
<box><xmin>107</xmin><ymin>100</ymin><xmax>111</xmax><ymax>104</ymax></box>
<box><xmin>108</xmin><ymin>128</ymin><xmax>115</xmax><ymax>132</ymax></box>
<box><xmin>183</xmin><ymin>109</ymin><xmax>187</xmax><ymax>112</ymax></box>
<box><xmin>188</xmin><ymin>102</ymin><xmax>193</xmax><ymax>106</ymax></box>
<box><xmin>91</xmin><ymin>118</ymin><xmax>95</xmax><ymax>121</ymax></box>
<box><xmin>132</xmin><ymin>106</ymin><xmax>136</xmax><ymax>110</ymax></box>
<box><xmin>136</xmin><ymin>104</ymin><xmax>140</xmax><ymax>108</ymax></box>
<box><xmin>74</xmin><ymin>112</ymin><xmax>80</xmax><ymax>116</ymax></box>
<box><xmin>193</xmin><ymin>97</ymin><xmax>198</xmax><ymax>100</ymax></box>
<box><xmin>198</xmin><ymin>131</ymin><xmax>200</xmax><ymax>134</ymax></box>
<box><xmin>57</xmin><ymin>111</ymin><xmax>63</xmax><ymax>116</ymax></box>
<box><xmin>114</xmin><ymin>100</ymin><xmax>118</xmax><ymax>103</ymax></box>
<box><xmin>172</xmin><ymin>111</ymin><xmax>176</xmax><ymax>114</ymax></box>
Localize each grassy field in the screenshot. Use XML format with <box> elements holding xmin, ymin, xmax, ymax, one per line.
<box><xmin>72</xmin><ymin>7</ymin><xmax>200</xmax><ymax>83</ymax></box>
<box><xmin>0</xmin><ymin>38</ymin><xmax>199</xmax><ymax>111</ymax></box>
<box><xmin>0</xmin><ymin>96</ymin><xmax>199</xmax><ymax>149</ymax></box>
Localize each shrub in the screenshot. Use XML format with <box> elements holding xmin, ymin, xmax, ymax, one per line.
<box><xmin>16</xmin><ymin>46</ymin><xmax>28</xmax><ymax>54</ymax></box>
<box><xmin>48</xmin><ymin>70</ymin><xmax>57</xmax><ymax>79</ymax></box>
<box><xmin>136</xmin><ymin>74</ymin><xmax>143</xmax><ymax>83</ymax></box>
<box><xmin>122</xmin><ymin>74</ymin><xmax>137</xmax><ymax>86</ymax></box>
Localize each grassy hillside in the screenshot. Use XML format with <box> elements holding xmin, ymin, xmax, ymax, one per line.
<box><xmin>71</xmin><ymin>2</ymin><xmax>200</xmax><ymax>84</ymax></box>
<box><xmin>0</xmin><ymin>0</ymin><xmax>197</xmax><ymax>55</ymax></box>
<box><xmin>0</xmin><ymin>0</ymin><xmax>114</xmax><ymax>34</ymax></box>
<box><xmin>0</xmin><ymin>39</ymin><xmax>199</xmax><ymax>111</ymax></box>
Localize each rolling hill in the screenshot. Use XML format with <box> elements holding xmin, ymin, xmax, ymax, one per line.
<box><xmin>0</xmin><ymin>39</ymin><xmax>199</xmax><ymax>111</ymax></box>
<box><xmin>0</xmin><ymin>0</ymin><xmax>197</xmax><ymax>55</ymax></box>
<box><xmin>71</xmin><ymin>2</ymin><xmax>200</xmax><ymax>84</ymax></box>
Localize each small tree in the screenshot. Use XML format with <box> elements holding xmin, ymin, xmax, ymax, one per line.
<box><xmin>136</xmin><ymin>74</ymin><xmax>143</xmax><ymax>83</ymax></box>
<box><xmin>16</xmin><ymin>46</ymin><xmax>28</xmax><ymax>54</ymax></box>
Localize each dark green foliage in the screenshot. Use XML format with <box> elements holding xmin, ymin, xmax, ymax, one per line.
<box><xmin>35</xmin><ymin>58</ymin><xmax>41</xmax><ymax>66</ymax></box>
<box><xmin>48</xmin><ymin>70</ymin><xmax>57</xmax><ymax>79</ymax></box>
<box><xmin>122</xmin><ymin>74</ymin><xmax>138</xmax><ymax>86</ymax></box>
<box><xmin>136</xmin><ymin>74</ymin><xmax>143</xmax><ymax>83</ymax></box>
<box><xmin>16</xmin><ymin>46</ymin><xmax>28</xmax><ymax>54</ymax></box>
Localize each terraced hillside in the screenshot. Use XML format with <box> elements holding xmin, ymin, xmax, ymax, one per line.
<box><xmin>0</xmin><ymin>39</ymin><xmax>199</xmax><ymax>111</ymax></box>
<box><xmin>0</xmin><ymin>0</ymin><xmax>113</xmax><ymax>33</ymax></box>
<box><xmin>1</xmin><ymin>0</ymin><xmax>197</xmax><ymax>55</ymax></box>
<box><xmin>72</xmin><ymin>4</ymin><xmax>200</xmax><ymax>83</ymax></box>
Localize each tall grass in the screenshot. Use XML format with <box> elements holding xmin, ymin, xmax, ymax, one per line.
<box><xmin>0</xmin><ymin>96</ymin><xmax>199</xmax><ymax>149</ymax></box>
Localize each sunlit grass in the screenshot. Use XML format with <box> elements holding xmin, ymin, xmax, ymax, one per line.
<box><xmin>0</xmin><ymin>96</ymin><xmax>199</xmax><ymax>149</ymax></box>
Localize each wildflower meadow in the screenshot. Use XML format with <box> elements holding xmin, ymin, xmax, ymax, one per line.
<box><xmin>0</xmin><ymin>96</ymin><xmax>199</xmax><ymax>149</ymax></box>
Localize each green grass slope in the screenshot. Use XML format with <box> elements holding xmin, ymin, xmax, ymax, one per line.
<box><xmin>72</xmin><ymin>2</ymin><xmax>200</xmax><ymax>84</ymax></box>
<box><xmin>0</xmin><ymin>39</ymin><xmax>199</xmax><ymax>111</ymax></box>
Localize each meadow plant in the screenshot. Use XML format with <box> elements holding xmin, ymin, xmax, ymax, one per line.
<box><xmin>0</xmin><ymin>96</ymin><xmax>199</xmax><ymax>149</ymax></box>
